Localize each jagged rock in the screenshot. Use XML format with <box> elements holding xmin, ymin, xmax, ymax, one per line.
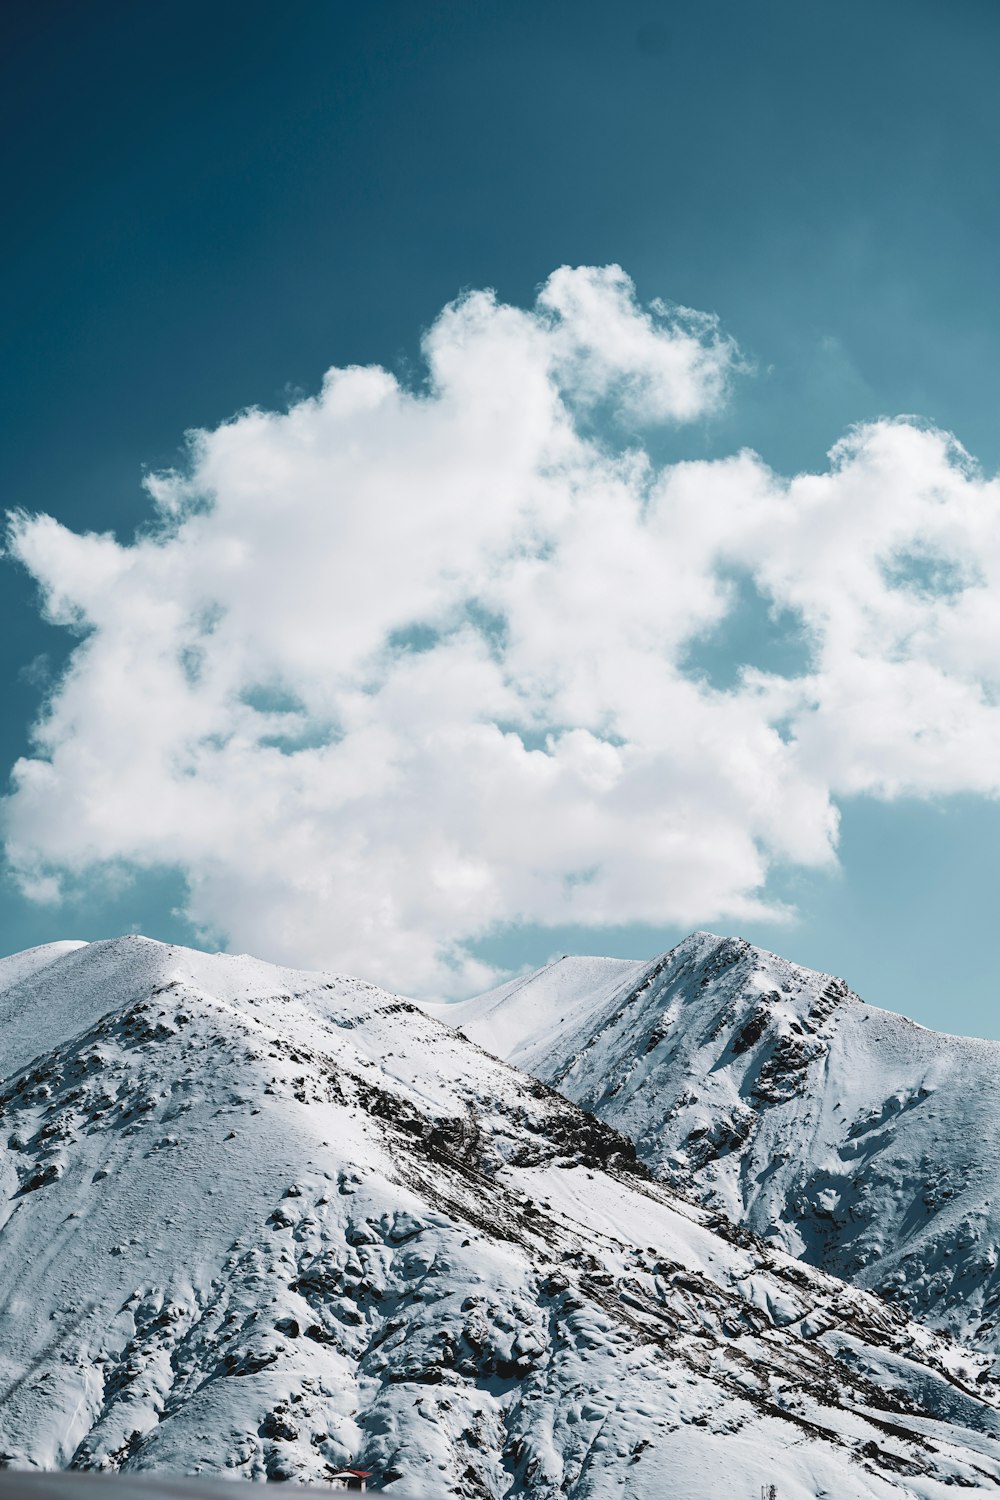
<box><xmin>0</xmin><ymin>936</ymin><xmax>998</xmax><ymax>1496</ymax></box>
<box><xmin>429</xmin><ymin>930</ymin><xmax>1000</xmax><ymax>1358</ymax></box>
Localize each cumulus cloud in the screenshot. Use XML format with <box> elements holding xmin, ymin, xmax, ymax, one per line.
<box><xmin>6</xmin><ymin>266</ymin><xmax>1000</xmax><ymax>994</ymax></box>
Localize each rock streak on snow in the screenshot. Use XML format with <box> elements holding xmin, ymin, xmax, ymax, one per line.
<box><xmin>1</xmin><ymin>936</ymin><xmax>1000</xmax><ymax>1497</ymax></box>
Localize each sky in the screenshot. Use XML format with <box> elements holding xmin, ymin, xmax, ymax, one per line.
<box><xmin>4</xmin><ymin>0</ymin><xmax>1000</xmax><ymax>1032</ymax></box>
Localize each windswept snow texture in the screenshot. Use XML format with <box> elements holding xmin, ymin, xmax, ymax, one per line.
<box><xmin>429</xmin><ymin>958</ymin><xmax>646</xmax><ymax>1076</ymax></box>
<box><xmin>2</xmin><ymin>940</ymin><xmax>1000</xmax><ymax>1494</ymax></box>
<box><xmin>434</xmin><ymin>933</ymin><xmax>1000</xmax><ymax>1357</ymax></box>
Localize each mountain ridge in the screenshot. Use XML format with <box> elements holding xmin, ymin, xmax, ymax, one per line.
<box><xmin>2</xmin><ymin>936</ymin><xmax>1000</xmax><ymax>1493</ymax></box>
<box><xmin>431</xmin><ymin>931</ymin><xmax>1000</xmax><ymax>1358</ymax></box>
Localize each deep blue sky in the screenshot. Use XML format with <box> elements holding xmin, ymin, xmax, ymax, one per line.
<box><xmin>4</xmin><ymin>0</ymin><xmax>1000</xmax><ymax>1032</ymax></box>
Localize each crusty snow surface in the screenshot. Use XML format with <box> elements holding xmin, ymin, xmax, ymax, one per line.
<box><xmin>431</xmin><ymin>932</ymin><xmax>1000</xmax><ymax>1360</ymax></box>
<box><xmin>3</xmin><ymin>937</ymin><xmax>1000</xmax><ymax>1496</ymax></box>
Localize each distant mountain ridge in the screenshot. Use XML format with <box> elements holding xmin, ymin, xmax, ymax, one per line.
<box><xmin>430</xmin><ymin>932</ymin><xmax>1000</xmax><ymax>1356</ymax></box>
<box><xmin>2</xmin><ymin>936</ymin><xmax>1000</xmax><ymax>1494</ymax></box>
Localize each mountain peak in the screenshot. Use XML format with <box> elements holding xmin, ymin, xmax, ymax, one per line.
<box><xmin>7</xmin><ymin>935</ymin><xmax>1000</xmax><ymax>1491</ymax></box>
<box><xmin>435</xmin><ymin>931</ymin><xmax>1000</xmax><ymax>1358</ymax></box>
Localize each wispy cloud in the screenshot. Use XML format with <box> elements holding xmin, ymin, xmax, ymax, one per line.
<box><xmin>6</xmin><ymin>268</ymin><xmax>1000</xmax><ymax>993</ymax></box>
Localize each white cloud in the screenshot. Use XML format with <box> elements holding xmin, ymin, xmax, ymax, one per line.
<box><xmin>6</xmin><ymin>267</ymin><xmax>1000</xmax><ymax>994</ymax></box>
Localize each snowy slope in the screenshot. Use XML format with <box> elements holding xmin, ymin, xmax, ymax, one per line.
<box><xmin>2</xmin><ymin>940</ymin><xmax>1000</xmax><ymax>1494</ymax></box>
<box><xmin>0</xmin><ymin>942</ymin><xmax>90</xmax><ymax>1068</ymax></box>
<box><xmin>422</xmin><ymin>957</ymin><xmax>645</xmax><ymax>1074</ymax></box>
<box><xmin>433</xmin><ymin>932</ymin><xmax>1000</xmax><ymax>1357</ymax></box>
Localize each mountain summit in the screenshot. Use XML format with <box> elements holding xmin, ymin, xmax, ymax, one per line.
<box><xmin>430</xmin><ymin>932</ymin><xmax>1000</xmax><ymax>1355</ymax></box>
<box><xmin>1</xmin><ymin>936</ymin><xmax>1000</xmax><ymax>1493</ymax></box>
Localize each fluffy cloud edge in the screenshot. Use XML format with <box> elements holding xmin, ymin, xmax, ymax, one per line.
<box><xmin>5</xmin><ymin>268</ymin><xmax>1000</xmax><ymax>995</ymax></box>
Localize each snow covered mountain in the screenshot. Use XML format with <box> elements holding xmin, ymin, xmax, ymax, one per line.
<box><xmin>429</xmin><ymin>932</ymin><xmax>1000</xmax><ymax>1358</ymax></box>
<box><xmin>3</xmin><ymin>939</ymin><xmax>1000</xmax><ymax>1494</ymax></box>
